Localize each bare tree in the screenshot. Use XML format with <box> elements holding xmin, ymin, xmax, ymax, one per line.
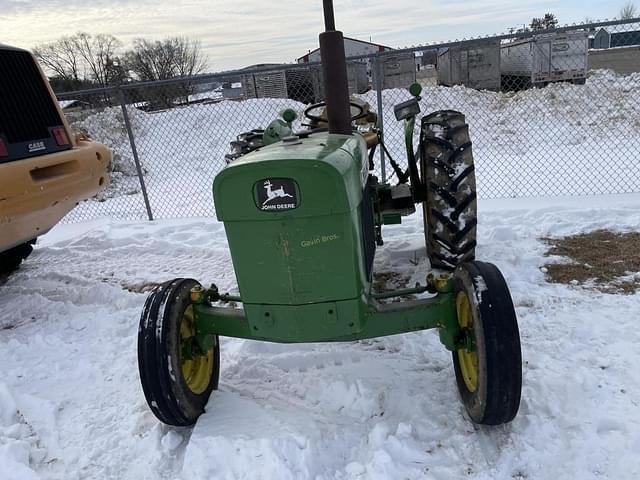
<box><xmin>33</xmin><ymin>36</ymin><xmax>82</xmax><ymax>81</ymax></box>
<box><xmin>123</xmin><ymin>37</ymin><xmax>208</xmax><ymax>108</ymax></box>
<box><xmin>123</xmin><ymin>37</ymin><xmax>207</xmax><ymax>81</ymax></box>
<box><xmin>34</xmin><ymin>32</ymin><xmax>207</xmax><ymax>102</ymax></box>
<box><xmin>173</xmin><ymin>37</ymin><xmax>208</xmax><ymax>78</ymax></box>
<box><xmin>33</xmin><ymin>32</ymin><xmax>123</xmax><ymax>88</ymax></box>
<box><xmin>74</xmin><ymin>33</ymin><xmax>123</xmax><ymax>87</ymax></box>
<box><xmin>620</xmin><ymin>2</ymin><xmax>638</xmax><ymax>19</ymax></box>
<box><xmin>123</xmin><ymin>39</ymin><xmax>177</xmax><ymax>81</ymax></box>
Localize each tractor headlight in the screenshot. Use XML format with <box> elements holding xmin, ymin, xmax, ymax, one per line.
<box><xmin>393</xmin><ymin>98</ymin><xmax>421</xmax><ymax>121</ymax></box>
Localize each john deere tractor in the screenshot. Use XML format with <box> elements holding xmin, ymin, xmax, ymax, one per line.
<box><xmin>138</xmin><ymin>1</ymin><xmax>522</xmax><ymax>427</ymax></box>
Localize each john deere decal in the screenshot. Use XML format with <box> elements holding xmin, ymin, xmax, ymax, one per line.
<box><xmin>255</xmin><ymin>178</ymin><xmax>298</xmax><ymax>211</ymax></box>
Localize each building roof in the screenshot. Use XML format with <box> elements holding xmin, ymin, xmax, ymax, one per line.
<box><xmin>240</xmin><ymin>63</ymin><xmax>283</xmax><ymax>70</ymax></box>
<box><xmin>297</xmin><ymin>36</ymin><xmax>393</xmax><ymax>62</ymax></box>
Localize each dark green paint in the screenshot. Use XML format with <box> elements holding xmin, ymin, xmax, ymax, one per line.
<box><xmin>404</xmin><ymin>115</ymin><xmax>417</xmax><ymax>173</ymax></box>
<box><xmin>409</xmin><ymin>82</ymin><xmax>423</xmax><ymax>97</ymax></box>
<box><xmin>193</xmin><ymin>292</ymin><xmax>460</xmax><ymax>348</ymax></box>
<box><xmin>263</xmin><ymin>119</ymin><xmax>293</xmax><ymax>145</ymax></box>
<box><xmin>281</xmin><ymin>108</ymin><xmax>297</xmax><ymax>124</ymax></box>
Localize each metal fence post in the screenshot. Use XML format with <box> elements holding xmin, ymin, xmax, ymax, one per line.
<box><xmin>119</xmin><ymin>89</ymin><xmax>154</xmax><ymax>221</ymax></box>
<box><xmin>373</xmin><ymin>53</ymin><xmax>386</xmax><ymax>183</ymax></box>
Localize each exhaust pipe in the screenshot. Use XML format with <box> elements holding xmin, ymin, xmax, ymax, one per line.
<box><xmin>319</xmin><ymin>0</ymin><xmax>352</xmax><ymax>135</ymax></box>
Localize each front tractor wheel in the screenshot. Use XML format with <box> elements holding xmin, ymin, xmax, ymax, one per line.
<box><xmin>138</xmin><ymin>278</ymin><xmax>220</xmax><ymax>426</ymax></box>
<box><xmin>452</xmin><ymin>261</ymin><xmax>522</xmax><ymax>425</ymax></box>
<box><xmin>420</xmin><ymin>110</ymin><xmax>477</xmax><ymax>270</ymax></box>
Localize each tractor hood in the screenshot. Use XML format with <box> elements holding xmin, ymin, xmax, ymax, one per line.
<box><xmin>212</xmin><ymin>131</ymin><xmax>370</xmax><ymax>306</ymax></box>
<box><xmin>213</xmin><ymin>132</ymin><xmax>367</xmax><ymax>222</ymax></box>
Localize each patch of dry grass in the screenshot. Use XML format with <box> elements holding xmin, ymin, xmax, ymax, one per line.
<box><xmin>542</xmin><ymin>229</ymin><xmax>640</xmax><ymax>294</ymax></box>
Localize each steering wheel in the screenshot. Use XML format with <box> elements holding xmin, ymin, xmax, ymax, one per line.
<box><xmin>303</xmin><ymin>101</ymin><xmax>367</xmax><ymax>124</ymax></box>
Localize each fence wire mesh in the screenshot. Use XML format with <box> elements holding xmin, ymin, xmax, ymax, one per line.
<box><xmin>57</xmin><ymin>18</ymin><xmax>640</xmax><ymax>222</ymax></box>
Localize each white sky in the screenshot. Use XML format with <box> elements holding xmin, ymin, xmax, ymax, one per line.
<box><xmin>0</xmin><ymin>0</ymin><xmax>627</xmax><ymax>71</ymax></box>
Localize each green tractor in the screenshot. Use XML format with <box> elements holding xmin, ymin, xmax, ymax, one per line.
<box><xmin>137</xmin><ymin>1</ymin><xmax>522</xmax><ymax>427</ymax></box>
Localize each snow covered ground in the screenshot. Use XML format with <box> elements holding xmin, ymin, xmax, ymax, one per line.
<box><xmin>2</xmin><ymin>194</ymin><xmax>640</xmax><ymax>480</ymax></box>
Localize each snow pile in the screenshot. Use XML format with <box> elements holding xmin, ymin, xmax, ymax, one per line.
<box><xmin>67</xmin><ymin>107</ymin><xmax>147</xmax><ymax>201</ymax></box>
<box><xmin>77</xmin><ymin>107</ymin><xmax>145</xmax><ymax>177</ymax></box>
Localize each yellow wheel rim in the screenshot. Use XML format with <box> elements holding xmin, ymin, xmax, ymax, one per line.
<box><xmin>456</xmin><ymin>291</ymin><xmax>479</xmax><ymax>393</ymax></box>
<box><xmin>179</xmin><ymin>305</ymin><xmax>214</xmax><ymax>395</ymax></box>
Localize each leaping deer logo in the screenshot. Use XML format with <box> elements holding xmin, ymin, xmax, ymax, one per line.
<box><xmin>262</xmin><ymin>180</ymin><xmax>294</xmax><ymax>206</ymax></box>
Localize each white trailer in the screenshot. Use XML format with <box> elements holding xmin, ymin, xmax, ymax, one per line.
<box><xmin>372</xmin><ymin>53</ymin><xmax>417</xmax><ymax>89</ymax></box>
<box><xmin>500</xmin><ymin>31</ymin><xmax>589</xmax><ymax>89</ymax></box>
<box><xmin>437</xmin><ymin>40</ymin><xmax>501</xmax><ymax>91</ymax></box>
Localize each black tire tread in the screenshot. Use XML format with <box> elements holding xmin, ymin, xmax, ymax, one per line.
<box><xmin>138</xmin><ymin>279</ymin><xmax>185</xmax><ymax>425</ymax></box>
<box><xmin>420</xmin><ymin>110</ymin><xmax>477</xmax><ymax>270</ymax></box>
<box><xmin>453</xmin><ymin>261</ymin><xmax>522</xmax><ymax>425</ymax></box>
<box><xmin>138</xmin><ymin>278</ymin><xmax>220</xmax><ymax>426</ymax></box>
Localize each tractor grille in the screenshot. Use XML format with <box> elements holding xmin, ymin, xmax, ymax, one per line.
<box><xmin>0</xmin><ymin>47</ymin><xmax>67</xmax><ymax>160</ymax></box>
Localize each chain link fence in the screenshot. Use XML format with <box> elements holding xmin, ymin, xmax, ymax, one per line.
<box><xmin>58</xmin><ymin>18</ymin><xmax>640</xmax><ymax>222</ymax></box>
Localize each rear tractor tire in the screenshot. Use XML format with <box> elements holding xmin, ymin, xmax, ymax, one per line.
<box><xmin>452</xmin><ymin>261</ymin><xmax>522</xmax><ymax>425</ymax></box>
<box><xmin>138</xmin><ymin>278</ymin><xmax>220</xmax><ymax>426</ymax></box>
<box><xmin>0</xmin><ymin>239</ymin><xmax>37</xmax><ymax>274</ymax></box>
<box><xmin>420</xmin><ymin>110</ymin><xmax>477</xmax><ymax>270</ymax></box>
